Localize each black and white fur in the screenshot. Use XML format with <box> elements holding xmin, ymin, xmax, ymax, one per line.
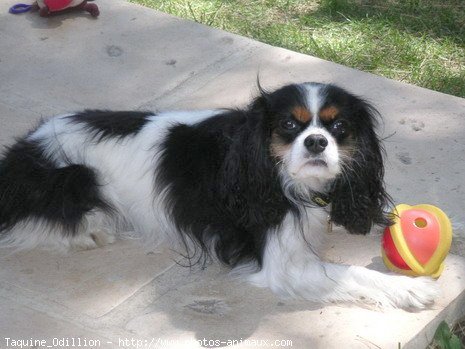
<box><xmin>0</xmin><ymin>82</ymin><xmax>439</xmax><ymax>309</ymax></box>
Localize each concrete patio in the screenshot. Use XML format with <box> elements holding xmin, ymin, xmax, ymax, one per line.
<box><xmin>1</xmin><ymin>0</ymin><xmax>465</xmax><ymax>348</ymax></box>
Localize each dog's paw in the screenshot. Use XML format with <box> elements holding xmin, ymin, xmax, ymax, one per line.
<box><xmin>387</xmin><ymin>276</ymin><xmax>440</xmax><ymax>309</ymax></box>
<box><xmin>70</xmin><ymin>230</ymin><xmax>116</xmax><ymax>251</ymax></box>
<box><xmin>90</xmin><ymin>230</ymin><xmax>116</xmax><ymax>247</ymax></box>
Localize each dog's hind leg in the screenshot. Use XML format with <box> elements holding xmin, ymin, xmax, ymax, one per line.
<box><xmin>0</xmin><ymin>137</ymin><xmax>115</xmax><ymax>251</ymax></box>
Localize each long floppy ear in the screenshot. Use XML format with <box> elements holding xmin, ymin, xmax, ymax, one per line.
<box><xmin>330</xmin><ymin>101</ymin><xmax>392</xmax><ymax>234</ymax></box>
<box><xmin>218</xmin><ymin>103</ymin><xmax>284</xmax><ymax>228</ymax></box>
<box><xmin>214</xmin><ymin>96</ymin><xmax>288</xmax><ymax>265</ymax></box>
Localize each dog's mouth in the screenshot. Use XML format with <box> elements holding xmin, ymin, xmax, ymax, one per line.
<box><xmin>305</xmin><ymin>159</ymin><xmax>327</xmax><ymax>167</ymax></box>
<box><xmin>290</xmin><ymin>157</ymin><xmax>330</xmax><ymax>178</ymax></box>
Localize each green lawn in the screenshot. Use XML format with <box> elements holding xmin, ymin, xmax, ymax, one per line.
<box><xmin>131</xmin><ymin>0</ymin><xmax>465</xmax><ymax>98</ymax></box>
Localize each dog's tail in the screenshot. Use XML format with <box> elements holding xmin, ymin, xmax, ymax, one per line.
<box><xmin>0</xmin><ymin>136</ymin><xmax>111</xmax><ymax>249</ymax></box>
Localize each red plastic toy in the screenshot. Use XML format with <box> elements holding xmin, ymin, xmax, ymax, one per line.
<box><xmin>9</xmin><ymin>0</ymin><xmax>99</xmax><ymax>17</ymax></box>
<box><xmin>382</xmin><ymin>204</ymin><xmax>452</xmax><ymax>278</ymax></box>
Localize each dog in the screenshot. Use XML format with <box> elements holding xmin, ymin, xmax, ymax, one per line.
<box><xmin>0</xmin><ymin>82</ymin><xmax>439</xmax><ymax>309</ymax></box>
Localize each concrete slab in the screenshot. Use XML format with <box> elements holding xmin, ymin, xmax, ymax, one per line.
<box><xmin>0</xmin><ymin>0</ymin><xmax>251</xmax><ymax>135</ymax></box>
<box><xmin>1</xmin><ymin>0</ymin><xmax>465</xmax><ymax>348</ymax></box>
<box><xmin>124</xmin><ymin>235</ymin><xmax>465</xmax><ymax>349</ymax></box>
<box><xmin>0</xmin><ymin>241</ymin><xmax>177</xmax><ymax>318</ymax></box>
<box><xmin>0</xmin><ymin>295</ymin><xmax>116</xmax><ymax>349</ymax></box>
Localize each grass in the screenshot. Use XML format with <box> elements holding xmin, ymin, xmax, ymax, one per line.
<box><xmin>130</xmin><ymin>0</ymin><xmax>465</xmax><ymax>98</ymax></box>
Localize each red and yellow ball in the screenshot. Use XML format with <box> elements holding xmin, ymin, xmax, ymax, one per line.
<box><xmin>382</xmin><ymin>204</ymin><xmax>452</xmax><ymax>278</ymax></box>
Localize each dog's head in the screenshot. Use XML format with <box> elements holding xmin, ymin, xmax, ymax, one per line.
<box><xmin>253</xmin><ymin>82</ymin><xmax>392</xmax><ymax>234</ymax></box>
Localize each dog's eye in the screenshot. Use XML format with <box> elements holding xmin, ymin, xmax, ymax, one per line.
<box><xmin>330</xmin><ymin>120</ymin><xmax>348</xmax><ymax>138</ymax></box>
<box><xmin>280</xmin><ymin>119</ymin><xmax>298</xmax><ymax>131</ymax></box>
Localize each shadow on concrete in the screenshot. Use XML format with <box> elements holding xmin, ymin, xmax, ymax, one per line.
<box><xmin>124</xmin><ymin>263</ymin><xmax>326</xmax><ymax>348</ymax></box>
<box><xmin>23</xmin><ymin>11</ymin><xmax>98</xmax><ymax>29</ymax></box>
<box><xmin>366</xmin><ymin>257</ymin><xmax>387</xmax><ymax>272</ymax></box>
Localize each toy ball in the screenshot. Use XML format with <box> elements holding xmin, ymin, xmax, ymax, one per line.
<box><xmin>382</xmin><ymin>204</ymin><xmax>452</xmax><ymax>278</ymax></box>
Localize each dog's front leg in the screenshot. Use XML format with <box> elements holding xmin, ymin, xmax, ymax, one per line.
<box><xmin>246</xmin><ymin>221</ymin><xmax>439</xmax><ymax>309</ymax></box>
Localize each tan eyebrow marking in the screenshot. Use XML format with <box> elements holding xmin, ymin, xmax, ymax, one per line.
<box><xmin>270</xmin><ymin>132</ymin><xmax>291</xmax><ymax>158</ymax></box>
<box><xmin>319</xmin><ymin>106</ymin><xmax>339</xmax><ymax>121</ymax></box>
<box><xmin>292</xmin><ymin>106</ymin><xmax>312</xmax><ymax>123</ymax></box>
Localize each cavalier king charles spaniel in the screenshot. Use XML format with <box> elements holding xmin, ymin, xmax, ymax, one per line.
<box><xmin>0</xmin><ymin>82</ymin><xmax>439</xmax><ymax>309</ymax></box>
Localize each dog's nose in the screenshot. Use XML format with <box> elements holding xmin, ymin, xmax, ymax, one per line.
<box><xmin>304</xmin><ymin>134</ymin><xmax>328</xmax><ymax>154</ymax></box>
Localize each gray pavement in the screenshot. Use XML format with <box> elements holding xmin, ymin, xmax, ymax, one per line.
<box><xmin>1</xmin><ymin>0</ymin><xmax>465</xmax><ymax>348</ymax></box>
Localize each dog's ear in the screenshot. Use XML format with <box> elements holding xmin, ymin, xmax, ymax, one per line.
<box><xmin>330</xmin><ymin>101</ymin><xmax>392</xmax><ymax>234</ymax></box>
<box><xmin>215</xmin><ymin>106</ymin><xmax>287</xmax><ymax>266</ymax></box>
